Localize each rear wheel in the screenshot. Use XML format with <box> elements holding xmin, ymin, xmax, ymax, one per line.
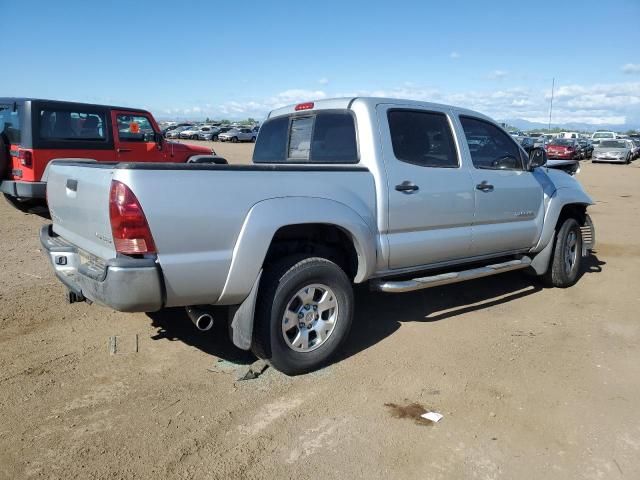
<box><xmin>251</xmin><ymin>136</ymin><xmax>256</xmax><ymax>143</ymax></box>
<box><xmin>252</xmin><ymin>256</ymin><xmax>353</xmax><ymax>375</ymax></box>
<box><xmin>542</xmin><ymin>218</ymin><xmax>583</xmax><ymax>288</ymax></box>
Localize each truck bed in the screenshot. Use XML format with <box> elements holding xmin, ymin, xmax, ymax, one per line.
<box><xmin>46</xmin><ymin>161</ymin><xmax>376</xmax><ymax>308</ymax></box>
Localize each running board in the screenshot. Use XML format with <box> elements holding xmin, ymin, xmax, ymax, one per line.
<box><xmin>371</xmin><ymin>257</ymin><xmax>532</xmax><ymax>293</ymax></box>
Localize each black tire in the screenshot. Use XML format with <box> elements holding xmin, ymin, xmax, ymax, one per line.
<box><xmin>252</xmin><ymin>255</ymin><xmax>354</xmax><ymax>375</ymax></box>
<box><xmin>626</xmin><ymin>154</ymin><xmax>631</xmax><ymax>165</ymax></box>
<box><xmin>0</xmin><ymin>133</ymin><xmax>9</xmax><ymax>180</ymax></box>
<box><xmin>231</xmin><ymin>136</ymin><xmax>238</xmax><ymax>143</ymax></box>
<box><xmin>542</xmin><ymin>218</ymin><xmax>583</xmax><ymax>288</ymax></box>
<box><xmin>251</xmin><ymin>136</ymin><xmax>256</xmax><ymax>143</ymax></box>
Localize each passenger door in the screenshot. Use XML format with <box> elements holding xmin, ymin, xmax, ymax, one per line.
<box><xmin>456</xmin><ymin>115</ymin><xmax>544</xmax><ymax>256</ymax></box>
<box><xmin>111</xmin><ymin>111</ymin><xmax>163</xmax><ymax>162</ymax></box>
<box><xmin>379</xmin><ymin>106</ymin><xmax>475</xmax><ymax>269</ymax></box>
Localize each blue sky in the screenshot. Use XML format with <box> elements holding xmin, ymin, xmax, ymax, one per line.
<box><xmin>3</xmin><ymin>0</ymin><xmax>640</xmax><ymax>127</ymax></box>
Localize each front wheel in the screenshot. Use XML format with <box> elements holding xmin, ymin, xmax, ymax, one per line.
<box><xmin>231</xmin><ymin>136</ymin><xmax>238</xmax><ymax>143</ymax></box>
<box><xmin>542</xmin><ymin>218</ymin><xmax>583</xmax><ymax>288</ymax></box>
<box><xmin>252</xmin><ymin>256</ymin><xmax>353</xmax><ymax>375</ymax></box>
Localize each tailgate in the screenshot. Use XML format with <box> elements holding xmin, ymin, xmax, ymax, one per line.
<box><xmin>47</xmin><ymin>163</ymin><xmax>116</xmax><ymax>260</ymax></box>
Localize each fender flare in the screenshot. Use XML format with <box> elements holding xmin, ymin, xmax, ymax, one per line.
<box><xmin>532</xmin><ymin>186</ymin><xmax>593</xmax><ymax>253</ymax></box>
<box><xmin>216</xmin><ymin>196</ymin><xmax>377</xmax><ymax>306</ymax></box>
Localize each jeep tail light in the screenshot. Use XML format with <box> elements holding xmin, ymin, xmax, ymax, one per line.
<box><xmin>109</xmin><ymin>180</ymin><xmax>156</xmax><ymax>255</ymax></box>
<box><xmin>19</xmin><ymin>150</ymin><xmax>32</xmax><ymax>167</ymax></box>
<box><xmin>295</xmin><ymin>102</ymin><xmax>314</xmax><ymax>111</ymax></box>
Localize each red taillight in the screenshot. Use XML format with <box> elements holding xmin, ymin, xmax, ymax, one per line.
<box><xmin>109</xmin><ymin>180</ymin><xmax>156</xmax><ymax>255</ymax></box>
<box><xmin>19</xmin><ymin>149</ymin><xmax>32</xmax><ymax>167</ymax></box>
<box><xmin>295</xmin><ymin>102</ymin><xmax>314</xmax><ymax>111</ymax></box>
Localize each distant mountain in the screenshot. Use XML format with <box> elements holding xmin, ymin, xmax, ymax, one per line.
<box><xmin>500</xmin><ymin>118</ymin><xmax>639</xmax><ymax>133</ymax></box>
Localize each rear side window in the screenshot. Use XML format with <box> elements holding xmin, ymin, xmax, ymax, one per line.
<box><xmin>39</xmin><ymin>109</ymin><xmax>106</xmax><ymax>141</ymax></box>
<box><xmin>388</xmin><ymin>110</ymin><xmax>458</xmax><ymax>167</ymax></box>
<box><xmin>116</xmin><ymin>114</ymin><xmax>154</xmax><ymax>142</ymax></box>
<box><xmin>253</xmin><ymin>111</ymin><xmax>358</xmax><ymax>163</ymax></box>
<box><xmin>0</xmin><ymin>105</ymin><xmax>22</xmax><ymax>143</ymax></box>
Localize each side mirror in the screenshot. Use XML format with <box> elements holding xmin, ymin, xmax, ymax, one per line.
<box><xmin>528</xmin><ymin>147</ymin><xmax>547</xmax><ymax>170</ymax></box>
<box><xmin>153</xmin><ymin>132</ymin><xmax>164</xmax><ymax>150</ymax></box>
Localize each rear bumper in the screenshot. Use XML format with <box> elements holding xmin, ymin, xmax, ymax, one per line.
<box><xmin>0</xmin><ymin>180</ymin><xmax>46</xmax><ymax>198</ymax></box>
<box><xmin>40</xmin><ymin>225</ymin><xmax>164</xmax><ymax>312</ymax></box>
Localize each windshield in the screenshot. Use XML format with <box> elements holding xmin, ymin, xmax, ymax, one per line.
<box><xmin>593</xmin><ymin>132</ymin><xmax>614</xmax><ymax>139</ymax></box>
<box><xmin>599</xmin><ymin>140</ymin><xmax>626</xmax><ymax>148</ymax></box>
<box><xmin>550</xmin><ymin>139</ymin><xmax>574</xmax><ymax>146</ymax></box>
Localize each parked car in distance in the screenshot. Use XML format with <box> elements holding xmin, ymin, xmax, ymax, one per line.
<box><xmin>592</xmin><ymin>139</ymin><xmax>633</xmax><ymax>164</ymax></box>
<box><xmin>0</xmin><ymin>98</ymin><xmax>214</xmax><ymax>210</ymax></box>
<box><xmin>546</xmin><ymin>139</ymin><xmax>581</xmax><ymax>160</ymax></box>
<box><xmin>558</xmin><ymin>132</ymin><xmax>581</xmax><ymax>140</ymax></box>
<box><xmin>624</xmin><ymin>139</ymin><xmax>639</xmax><ymax>159</ymax></box>
<box><xmin>197</xmin><ymin>126</ymin><xmax>221</xmax><ymax>141</ymax></box>
<box><xmin>165</xmin><ymin>125</ymin><xmax>193</xmax><ymax>139</ymax></box>
<box><xmin>218</xmin><ymin>127</ymin><xmax>257</xmax><ymax>143</ymax></box>
<box><xmin>591</xmin><ymin>130</ymin><xmax>617</xmax><ymax>146</ymax></box>
<box><xmin>179</xmin><ymin>126</ymin><xmax>206</xmax><ymax>139</ymax></box>
<box><xmin>577</xmin><ymin>139</ymin><xmax>593</xmax><ymax>159</ymax></box>
<box><xmin>41</xmin><ymin>97</ymin><xmax>595</xmax><ymax>375</ymax></box>
<box><xmin>631</xmin><ymin>139</ymin><xmax>640</xmax><ymax>159</ymax></box>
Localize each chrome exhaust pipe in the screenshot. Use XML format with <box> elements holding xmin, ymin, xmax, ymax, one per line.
<box><xmin>186</xmin><ymin>306</ymin><xmax>214</xmax><ymax>332</ymax></box>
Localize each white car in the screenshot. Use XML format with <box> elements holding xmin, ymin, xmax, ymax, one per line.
<box><xmin>591</xmin><ymin>131</ymin><xmax>617</xmax><ymax>146</ymax></box>
<box><xmin>180</xmin><ymin>126</ymin><xmax>205</xmax><ymax>139</ymax></box>
<box><xmin>218</xmin><ymin>127</ymin><xmax>257</xmax><ymax>143</ymax></box>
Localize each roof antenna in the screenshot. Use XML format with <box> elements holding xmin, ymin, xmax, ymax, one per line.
<box><xmin>548</xmin><ymin>77</ymin><xmax>555</xmax><ymax>131</ymax></box>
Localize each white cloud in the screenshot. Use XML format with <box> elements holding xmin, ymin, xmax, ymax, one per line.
<box><xmin>156</xmin><ymin>81</ymin><xmax>640</xmax><ymax>127</ymax></box>
<box><xmin>622</xmin><ymin>63</ymin><xmax>640</xmax><ymax>74</ymax></box>
<box><xmin>487</xmin><ymin>70</ymin><xmax>508</xmax><ymax>80</ymax></box>
<box><xmin>449</xmin><ymin>51</ymin><xmax>460</xmax><ymax>59</ymax></box>
<box><xmin>318</xmin><ymin>77</ymin><xmax>329</xmax><ymax>85</ymax></box>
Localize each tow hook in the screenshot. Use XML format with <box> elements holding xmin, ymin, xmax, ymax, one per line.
<box><xmin>66</xmin><ymin>290</ymin><xmax>85</xmax><ymax>304</ymax></box>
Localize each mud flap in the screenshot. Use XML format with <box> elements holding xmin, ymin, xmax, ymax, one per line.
<box><xmin>530</xmin><ymin>232</ymin><xmax>556</xmax><ymax>275</ymax></box>
<box><xmin>229</xmin><ymin>270</ymin><xmax>262</xmax><ymax>350</ymax></box>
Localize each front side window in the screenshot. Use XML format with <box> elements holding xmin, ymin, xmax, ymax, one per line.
<box><xmin>460</xmin><ymin>116</ymin><xmax>524</xmax><ymax>170</ymax></box>
<box><xmin>116</xmin><ymin>114</ymin><xmax>154</xmax><ymax>142</ymax></box>
<box><xmin>39</xmin><ymin>109</ymin><xmax>106</xmax><ymax>141</ymax></box>
<box><xmin>254</xmin><ymin>111</ymin><xmax>358</xmax><ymax>163</ymax></box>
<box><xmin>0</xmin><ymin>105</ymin><xmax>21</xmax><ymax>143</ymax></box>
<box><xmin>388</xmin><ymin>110</ymin><xmax>458</xmax><ymax>168</ymax></box>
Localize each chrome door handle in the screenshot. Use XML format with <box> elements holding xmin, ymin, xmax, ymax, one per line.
<box><xmin>395</xmin><ymin>181</ymin><xmax>419</xmax><ymax>193</ymax></box>
<box><xmin>476</xmin><ymin>181</ymin><xmax>494</xmax><ymax>192</ymax></box>
<box><xmin>117</xmin><ymin>148</ymin><xmax>132</xmax><ymax>153</ymax></box>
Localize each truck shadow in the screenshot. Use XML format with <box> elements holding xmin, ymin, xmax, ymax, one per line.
<box><xmin>146</xmin><ymin>254</ymin><xmax>605</xmax><ymax>371</ymax></box>
<box><xmin>147</xmin><ymin>308</ymin><xmax>256</xmax><ymax>365</ymax></box>
<box><xmin>337</xmin><ymin>253</ymin><xmax>605</xmax><ymax>364</ymax></box>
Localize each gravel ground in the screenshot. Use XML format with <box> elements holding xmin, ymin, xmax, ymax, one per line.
<box><xmin>1</xmin><ymin>152</ymin><xmax>639</xmax><ymax>480</ymax></box>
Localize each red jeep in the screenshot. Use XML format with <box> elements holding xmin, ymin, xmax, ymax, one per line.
<box><xmin>0</xmin><ymin>98</ymin><xmax>217</xmax><ymax>208</ymax></box>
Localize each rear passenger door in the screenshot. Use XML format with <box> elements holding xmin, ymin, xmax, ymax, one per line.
<box><xmin>111</xmin><ymin>111</ymin><xmax>162</xmax><ymax>162</ymax></box>
<box><xmin>456</xmin><ymin>115</ymin><xmax>544</xmax><ymax>256</ymax></box>
<box><xmin>378</xmin><ymin>106</ymin><xmax>475</xmax><ymax>269</ymax></box>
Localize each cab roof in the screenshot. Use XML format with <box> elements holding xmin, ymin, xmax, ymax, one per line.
<box><xmin>267</xmin><ymin>97</ymin><xmax>494</xmax><ymax>123</ymax></box>
<box><xmin>0</xmin><ymin>97</ymin><xmax>150</xmax><ymax>114</ymax></box>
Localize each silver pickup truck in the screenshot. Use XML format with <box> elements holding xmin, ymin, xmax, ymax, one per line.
<box><xmin>41</xmin><ymin>97</ymin><xmax>595</xmax><ymax>374</ymax></box>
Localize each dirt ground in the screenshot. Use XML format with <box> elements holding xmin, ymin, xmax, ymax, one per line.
<box><xmin>1</xmin><ymin>147</ymin><xmax>639</xmax><ymax>480</ymax></box>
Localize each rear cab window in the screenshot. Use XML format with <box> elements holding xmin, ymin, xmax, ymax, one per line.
<box><xmin>0</xmin><ymin>104</ymin><xmax>22</xmax><ymax>144</ymax></box>
<box><xmin>40</xmin><ymin>110</ymin><xmax>106</xmax><ymax>141</ymax></box>
<box><xmin>33</xmin><ymin>102</ymin><xmax>113</xmax><ymax>150</ymax></box>
<box><xmin>253</xmin><ymin>111</ymin><xmax>358</xmax><ymax>163</ymax></box>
